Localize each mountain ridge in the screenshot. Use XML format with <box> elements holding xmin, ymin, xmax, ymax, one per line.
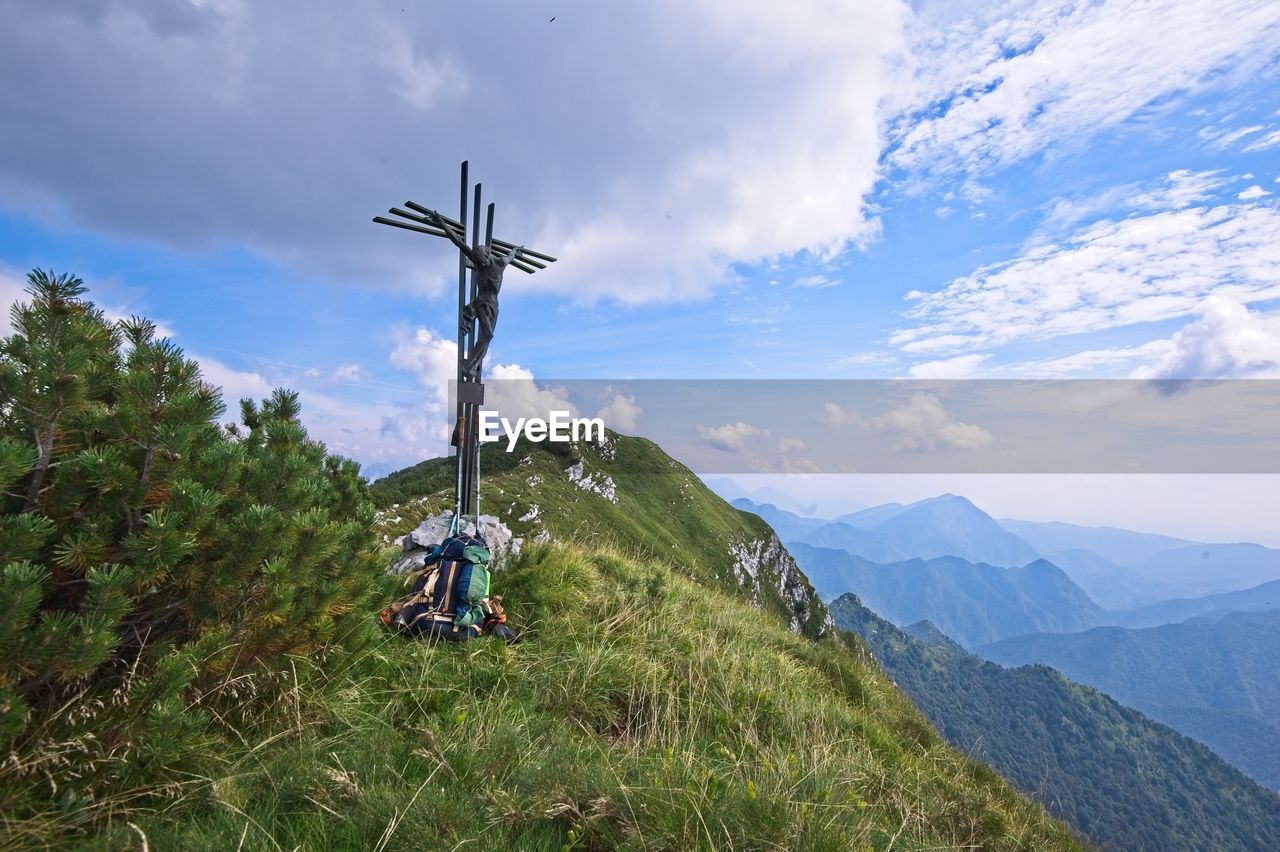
<box><xmin>735</xmin><ymin>495</ymin><xmax>1041</xmax><ymax>568</ymax></box>
<box><xmin>980</xmin><ymin>608</ymin><xmax>1280</xmax><ymax>791</ymax></box>
<box><xmin>832</xmin><ymin>593</ymin><xmax>1280</xmax><ymax>851</ymax></box>
<box><xmin>788</xmin><ymin>542</ymin><xmax>1105</xmax><ymax>647</ymax></box>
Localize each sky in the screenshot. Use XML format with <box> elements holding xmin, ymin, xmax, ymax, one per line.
<box><xmin>3</xmin><ymin>0</ymin><xmax>1280</xmax><ymax>541</ymax></box>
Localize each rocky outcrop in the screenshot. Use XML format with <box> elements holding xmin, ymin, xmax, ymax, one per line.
<box><xmin>730</xmin><ymin>532</ymin><xmax>829</xmax><ymax>637</ymax></box>
<box><xmin>390</xmin><ymin>511</ymin><xmax>522</xmax><ymax>574</ymax></box>
<box><xmin>565</xmin><ymin>461</ymin><xmax>618</xmax><ymax>503</ymax></box>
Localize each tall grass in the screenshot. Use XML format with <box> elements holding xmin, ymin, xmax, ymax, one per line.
<box><xmin>15</xmin><ymin>543</ymin><xmax>1079</xmax><ymax>850</ymax></box>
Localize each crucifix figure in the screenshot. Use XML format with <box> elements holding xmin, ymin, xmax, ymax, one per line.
<box><xmin>372</xmin><ymin>161</ymin><xmax>557</xmax><ymax>522</ymax></box>
<box><xmin>426</xmin><ymin>210</ymin><xmax>524</xmax><ymax>380</ymax></box>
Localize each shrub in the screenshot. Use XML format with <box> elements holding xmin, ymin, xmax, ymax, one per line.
<box><xmin>0</xmin><ymin>270</ymin><xmax>386</xmax><ymax>822</ymax></box>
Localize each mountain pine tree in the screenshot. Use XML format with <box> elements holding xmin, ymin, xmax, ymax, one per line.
<box><xmin>0</xmin><ymin>269</ymin><xmax>386</xmax><ymax>811</ymax></box>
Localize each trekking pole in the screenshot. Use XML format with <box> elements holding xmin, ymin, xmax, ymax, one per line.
<box><xmin>475</xmin><ymin>429</ymin><xmax>481</xmax><ymax>530</ymax></box>
<box><xmin>452</xmin><ymin>161</ymin><xmax>469</xmax><ymax>535</ymax></box>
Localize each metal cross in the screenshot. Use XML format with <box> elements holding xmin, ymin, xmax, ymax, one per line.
<box><xmin>372</xmin><ymin>161</ymin><xmax>557</xmax><ymax>524</ymax></box>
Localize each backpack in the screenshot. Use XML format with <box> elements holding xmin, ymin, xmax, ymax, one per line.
<box><xmin>388</xmin><ymin>533</ymin><xmax>494</xmax><ymax>638</ymax></box>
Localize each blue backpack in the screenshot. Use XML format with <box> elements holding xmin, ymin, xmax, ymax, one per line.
<box><xmin>391</xmin><ymin>533</ymin><xmax>493</xmax><ymax>639</ymax></box>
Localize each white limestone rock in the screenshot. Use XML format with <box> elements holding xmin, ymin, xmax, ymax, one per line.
<box><xmin>565</xmin><ymin>461</ymin><xmax>618</xmax><ymax>504</ymax></box>
<box><xmin>403</xmin><ymin>510</ymin><xmax>521</xmax><ymax>569</ymax></box>
<box><xmin>390</xmin><ymin>549</ymin><xmax>430</xmax><ymax>576</ymax></box>
<box><xmin>729</xmin><ymin>533</ymin><xmax>823</xmax><ymax>635</ymax></box>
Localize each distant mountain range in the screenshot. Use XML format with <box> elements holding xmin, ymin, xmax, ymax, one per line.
<box><xmin>980</xmin><ymin>609</ymin><xmax>1280</xmax><ymax>792</ymax></box>
<box><xmin>1000</xmin><ymin>518</ymin><xmax>1280</xmax><ymax>607</ymax></box>
<box><xmin>996</xmin><ymin>517</ymin><xmax>1194</xmax><ymax>564</ymax></box>
<box><xmin>831</xmin><ymin>595</ymin><xmax>1280</xmax><ymax>851</ymax></box>
<box><xmin>789</xmin><ymin>542</ymin><xmax>1104</xmax><ymax>648</ymax></box>
<box><xmin>1111</xmin><ymin>578</ymin><xmax>1280</xmax><ymax>628</ymax></box>
<box><xmin>734</xmin><ymin>494</ymin><xmax>1040</xmax><ymax>567</ymax></box>
<box><xmin>731</xmin><ymin>490</ymin><xmax>1280</xmax><ymax>791</ymax></box>
<box><xmin>704</xmin><ymin>477</ymin><xmax>821</xmax><ymax>516</ymax></box>
<box><xmin>731</xmin><ymin>494</ymin><xmax>1280</xmax><ymax>613</ymax></box>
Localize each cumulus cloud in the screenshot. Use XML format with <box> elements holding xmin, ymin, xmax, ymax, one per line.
<box><xmin>483</xmin><ymin>363</ymin><xmax>578</xmax><ymax>423</ymax></box>
<box><xmin>871</xmin><ymin>392</ymin><xmax>993</xmax><ymax>451</ymax></box>
<box><xmin>1130</xmin><ymin>297</ymin><xmax>1280</xmax><ymax>379</ymax></box>
<box><xmin>695</xmin><ymin>421</ymin><xmax>812</xmax><ymax>470</ymax></box>
<box><xmin>596</xmin><ymin>392</ymin><xmax>643</xmax><ymax>433</ymax></box>
<box><xmin>891</xmin><ymin>0</ymin><xmax>1280</xmax><ymax>179</ymax></box>
<box><xmin>390</xmin><ymin>326</ymin><xmax>457</xmax><ymax>393</ymax></box>
<box><xmin>1238</xmin><ymin>184</ymin><xmax>1271</xmax><ymax>200</ymax></box>
<box><xmin>821</xmin><ymin>402</ymin><xmax>866</xmax><ymax>428</ymax></box>
<box><xmin>0</xmin><ymin>0</ymin><xmax>904</xmax><ymax>304</ymax></box>
<box><xmin>777</xmin><ymin>437</ymin><xmax>807</xmax><ymax>455</ymax></box>
<box><xmin>384</xmin><ymin>327</ymin><xmax>579</xmax><ymax>465</ymax></box>
<box><xmin>697</xmin><ymin>422</ymin><xmax>765</xmax><ymax>453</ymax></box>
<box><xmin>187</xmin><ymin>350</ymin><xmax>445</xmax><ymax>473</ymax></box>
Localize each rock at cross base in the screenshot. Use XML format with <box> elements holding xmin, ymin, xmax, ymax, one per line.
<box><xmin>396</xmin><ymin>510</ymin><xmax>522</xmax><ymax>572</ymax></box>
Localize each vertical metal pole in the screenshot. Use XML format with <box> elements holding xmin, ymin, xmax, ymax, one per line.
<box><xmin>454</xmin><ymin>161</ymin><xmax>468</xmax><ymax>526</ymax></box>
<box><xmin>470</xmin><ymin>184</ymin><xmax>482</xmax><ymax>354</ymax></box>
<box><xmin>476</xmin><ymin>202</ymin><xmax>495</xmax><ymax>523</ymax></box>
<box><xmin>458</xmin><ymin>182</ymin><xmax>482</xmax><ymax>518</ymax></box>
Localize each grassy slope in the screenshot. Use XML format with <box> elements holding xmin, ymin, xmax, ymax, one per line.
<box><xmin>373</xmin><ymin>433</ymin><xmax>830</xmax><ymax>638</ymax></box>
<box><xmin>80</xmin><ymin>544</ymin><xmax>1078</xmax><ymax>851</ymax></box>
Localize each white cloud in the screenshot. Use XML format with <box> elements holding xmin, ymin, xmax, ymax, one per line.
<box><xmin>777</xmin><ymin>437</ymin><xmax>807</xmax><ymax>455</ymax></box>
<box><xmin>793</xmin><ymin>275</ymin><xmax>839</xmax><ymax>289</ymax></box>
<box><xmin>1014</xmin><ymin>339</ymin><xmax>1174</xmax><ymax>378</ymax></box>
<box><xmin>192</xmin><ymin>354</ymin><xmax>275</xmax><ymax>410</ymax></box>
<box><xmin>482</xmin><ymin>363</ymin><xmax>579</xmax><ymax>424</ymax></box>
<box><xmin>893</xmin><ymin>197</ymin><xmax>1280</xmax><ymax>354</ymax></box>
<box><xmin>0</xmin><ymin>267</ymin><xmax>25</xmax><ymax>337</ymax></box>
<box><xmin>1128</xmin><ymin>169</ymin><xmax>1226</xmax><ymax>212</ymax></box>
<box><xmin>907</xmin><ymin>353</ymin><xmax>991</xmax><ymax>379</ymax></box>
<box><xmin>1238</xmin><ymin>184</ymin><xmax>1270</xmax><ymax>200</ymax></box>
<box><xmin>695</xmin><ymin>421</ymin><xmax>813</xmax><ymax>470</ymax></box>
<box><xmin>1</xmin><ymin>266</ymin><xmax>176</xmax><ymax>339</ymax></box>
<box><xmin>1201</xmin><ymin>124</ymin><xmax>1266</xmax><ymax>149</ymax></box>
<box><xmin>1130</xmin><ymin>297</ymin><xmax>1280</xmax><ymax>379</ymax></box>
<box><xmin>870</xmin><ymin>392</ymin><xmax>993</xmax><ymax>451</ymax></box>
<box><xmin>837</xmin><ymin>351</ymin><xmax>898</xmax><ymax>370</ymax></box>
<box><xmin>304</xmin><ymin>363</ymin><xmax>369</xmax><ymax>385</ymax></box>
<box><xmin>192</xmin><ymin>351</ymin><xmax>440</xmax><ymax>471</ymax></box>
<box><xmin>697</xmin><ymin>422</ymin><xmax>765</xmax><ymax>453</ymax></box>
<box><xmin>384</xmin><ymin>328</ymin><xmax>577</xmax><ymax>464</ymax></box>
<box><xmin>0</xmin><ymin>0</ymin><xmax>906</xmax><ymax>304</ymax></box>
<box><xmin>390</xmin><ymin>326</ymin><xmax>457</xmax><ymax>393</ymax></box>
<box><xmin>1026</xmin><ymin>169</ymin><xmax>1221</xmax><ymax>238</ymax></box>
<box><xmin>892</xmin><ymin>0</ymin><xmax>1280</xmax><ymax>179</ymax></box>
<box><xmin>596</xmin><ymin>392</ymin><xmax>642</xmax><ymax>433</ymax></box>
<box><xmin>822</xmin><ymin>402</ymin><xmax>866</xmax><ymax>428</ymax></box>
<box><xmin>1243</xmin><ymin>128</ymin><xmax>1280</xmax><ymax>152</ymax></box>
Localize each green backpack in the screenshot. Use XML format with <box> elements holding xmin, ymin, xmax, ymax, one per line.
<box><xmin>453</xmin><ymin>544</ymin><xmax>492</xmax><ymax>629</ymax></box>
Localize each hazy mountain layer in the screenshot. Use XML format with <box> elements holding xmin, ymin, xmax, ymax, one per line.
<box><xmin>981</xmin><ymin>609</ymin><xmax>1280</xmax><ymax>791</ymax></box>
<box><xmin>789</xmin><ymin>543</ymin><xmax>1104</xmax><ymax>647</ymax></box>
<box><xmin>832</xmin><ymin>596</ymin><xmax>1280</xmax><ymax>851</ymax></box>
